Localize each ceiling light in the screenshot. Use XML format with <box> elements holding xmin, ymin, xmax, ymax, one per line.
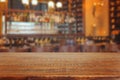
<box><xmin>31</xmin><ymin>0</ymin><xmax>38</xmax><ymax>5</ymax></box>
<box><xmin>56</xmin><ymin>2</ymin><xmax>62</xmax><ymax>8</ymax></box>
<box><xmin>22</xmin><ymin>0</ymin><xmax>29</xmax><ymax>5</ymax></box>
<box><xmin>48</xmin><ymin>1</ymin><xmax>55</xmax><ymax>8</ymax></box>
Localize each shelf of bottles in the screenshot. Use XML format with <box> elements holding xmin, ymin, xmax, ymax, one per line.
<box><xmin>109</xmin><ymin>0</ymin><xmax>120</xmax><ymax>36</ymax></box>
<box><xmin>71</xmin><ymin>0</ymin><xmax>83</xmax><ymax>34</ymax></box>
<box><xmin>62</xmin><ymin>1</ymin><xmax>69</xmax><ymax>12</ymax></box>
<box><xmin>5</xmin><ymin>9</ymin><xmax>76</xmax><ymax>35</ymax></box>
<box><xmin>5</xmin><ymin>35</ymin><xmax>110</xmax><ymax>49</ymax></box>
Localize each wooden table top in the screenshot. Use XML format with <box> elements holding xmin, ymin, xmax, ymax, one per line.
<box><xmin>0</xmin><ymin>53</ymin><xmax>120</xmax><ymax>78</ymax></box>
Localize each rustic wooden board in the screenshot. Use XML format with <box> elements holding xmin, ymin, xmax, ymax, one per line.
<box><xmin>0</xmin><ymin>53</ymin><xmax>120</xmax><ymax>78</ymax></box>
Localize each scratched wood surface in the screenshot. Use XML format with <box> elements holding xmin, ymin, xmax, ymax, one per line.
<box><xmin>0</xmin><ymin>53</ymin><xmax>120</xmax><ymax>79</ymax></box>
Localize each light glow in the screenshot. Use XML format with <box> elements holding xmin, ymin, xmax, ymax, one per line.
<box><xmin>56</xmin><ymin>2</ymin><xmax>62</xmax><ymax>8</ymax></box>
<box><xmin>0</xmin><ymin>0</ymin><xmax>6</xmax><ymax>2</ymax></box>
<box><xmin>22</xmin><ymin>0</ymin><xmax>29</xmax><ymax>5</ymax></box>
<box><xmin>48</xmin><ymin>1</ymin><xmax>55</xmax><ymax>8</ymax></box>
<box><xmin>31</xmin><ymin>0</ymin><xmax>38</xmax><ymax>5</ymax></box>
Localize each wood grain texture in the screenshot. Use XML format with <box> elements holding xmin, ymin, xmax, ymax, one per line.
<box><xmin>0</xmin><ymin>53</ymin><xmax>120</xmax><ymax>78</ymax></box>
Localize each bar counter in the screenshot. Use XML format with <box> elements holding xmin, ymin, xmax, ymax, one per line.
<box><xmin>0</xmin><ymin>53</ymin><xmax>120</xmax><ymax>80</ymax></box>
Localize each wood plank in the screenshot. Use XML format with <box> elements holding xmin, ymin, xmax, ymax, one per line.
<box><xmin>0</xmin><ymin>53</ymin><xmax>120</xmax><ymax>78</ymax></box>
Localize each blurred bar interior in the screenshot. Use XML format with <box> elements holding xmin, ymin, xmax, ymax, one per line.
<box><xmin>0</xmin><ymin>0</ymin><xmax>120</xmax><ymax>52</ymax></box>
